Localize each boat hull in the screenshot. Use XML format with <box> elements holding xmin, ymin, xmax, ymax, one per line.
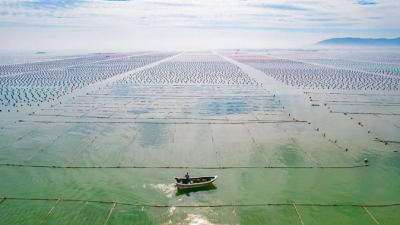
<box><xmin>175</xmin><ymin>176</ymin><xmax>217</xmax><ymax>189</ymax></box>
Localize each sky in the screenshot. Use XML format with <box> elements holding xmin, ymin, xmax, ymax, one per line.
<box><xmin>0</xmin><ymin>0</ymin><xmax>399</xmax><ymax>51</ymax></box>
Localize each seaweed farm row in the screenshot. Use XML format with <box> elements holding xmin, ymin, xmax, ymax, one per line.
<box><xmin>226</xmin><ymin>53</ymin><xmax>400</xmax><ymax>90</ymax></box>
<box><xmin>115</xmin><ymin>53</ymin><xmax>258</xmax><ymax>85</ymax></box>
<box><xmin>0</xmin><ymin>52</ymin><xmax>176</xmax><ymax>108</ymax></box>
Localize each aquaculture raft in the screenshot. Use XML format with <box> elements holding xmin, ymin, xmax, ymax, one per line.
<box><xmin>175</xmin><ymin>176</ymin><xmax>217</xmax><ymax>189</ymax></box>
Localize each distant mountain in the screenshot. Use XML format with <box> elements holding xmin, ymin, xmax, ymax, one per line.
<box><xmin>316</xmin><ymin>37</ymin><xmax>400</xmax><ymax>47</ymax></box>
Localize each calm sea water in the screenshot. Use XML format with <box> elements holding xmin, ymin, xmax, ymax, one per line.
<box><xmin>0</xmin><ymin>51</ymin><xmax>399</xmax><ymax>224</ymax></box>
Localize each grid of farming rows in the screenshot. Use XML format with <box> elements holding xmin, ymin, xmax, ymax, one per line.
<box><xmin>0</xmin><ymin>53</ymin><xmax>134</xmax><ymax>76</ymax></box>
<box><xmin>115</xmin><ymin>53</ymin><xmax>258</xmax><ymax>85</ymax></box>
<box><xmin>0</xmin><ymin>53</ymin><xmax>367</xmax><ymax>169</ymax></box>
<box><xmin>0</xmin><ymin>197</ymin><xmax>398</xmax><ymax>225</ymax></box>
<box><xmin>0</xmin><ymin>121</ymin><xmax>365</xmax><ymax>168</ymax></box>
<box><xmin>0</xmin><ymin>53</ymin><xmax>177</xmax><ymax>108</ymax></box>
<box><xmin>0</xmin><ymin>54</ymin><xmax>97</xmax><ymax>67</ymax></box>
<box><xmin>227</xmin><ymin>55</ymin><xmax>400</xmax><ymax>90</ymax></box>
<box><xmin>32</xmin><ymin>85</ymin><xmax>287</xmax><ymax>121</ymax></box>
<box><xmin>275</xmin><ymin>51</ymin><xmax>400</xmax><ymax>76</ymax></box>
<box><xmin>297</xmin><ymin>59</ymin><xmax>400</xmax><ymax>76</ymax></box>
<box><xmin>280</xmin><ymin>51</ymin><xmax>400</xmax><ymax>64</ymax></box>
<box><xmin>306</xmin><ymin>92</ymin><xmax>400</xmax><ymax>147</ymax></box>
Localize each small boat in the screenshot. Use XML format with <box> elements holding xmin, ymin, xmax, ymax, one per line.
<box><xmin>175</xmin><ymin>175</ymin><xmax>217</xmax><ymax>189</ymax></box>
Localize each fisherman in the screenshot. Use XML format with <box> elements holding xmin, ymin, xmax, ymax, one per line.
<box><xmin>185</xmin><ymin>172</ymin><xmax>190</xmax><ymax>184</ymax></box>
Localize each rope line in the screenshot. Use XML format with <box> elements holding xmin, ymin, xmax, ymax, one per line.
<box><xmin>30</xmin><ymin>120</ymin><xmax>307</xmax><ymax>124</ymax></box>
<box><xmin>168</xmin><ymin>124</ymin><xmax>177</xmax><ymax>168</ymax></box>
<box><xmin>331</xmin><ymin>112</ymin><xmax>399</xmax><ymax>116</ymax></box>
<box><xmin>0</xmin><ymin>163</ymin><xmax>368</xmax><ymax>169</ymax></box>
<box><xmin>118</xmin><ymin>128</ymin><xmax>141</xmax><ymax>167</ymax></box>
<box><xmin>68</xmin><ymin>124</ymin><xmax>111</xmax><ymax>166</ymax></box>
<box><xmin>305</xmin><ymin>92</ymin><xmax>400</xmax><ymax>97</ymax></box>
<box><xmin>374</xmin><ymin>114</ymin><xmax>400</xmax><ymax>129</ymax></box>
<box><xmin>276</xmin><ymin>124</ymin><xmax>321</xmax><ymax>167</ymax></box>
<box><xmin>24</xmin><ymin>125</ymin><xmax>76</xmax><ymax>163</ymax></box>
<box><xmin>243</xmin><ymin>123</ymin><xmax>270</xmax><ymax>166</ymax></box>
<box><xmin>0</xmin><ymin>124</ymin><xmax>45</xmax><ymax>151</ymax></box>
<box><xmin>0</xmin><ymin>197</ymin><xmax>399</xmax><ymax>208</ymax></box>
<box><xmin>83</xmin><ymin>95</ymin><xmax>276</xmax><ymax>98</ymax></box>
<box><xmin>317</xmin><ymin>131</ymin><xmax>366</xmax><ymax>166</ymax></box>
<box><xmin>375</xmin><ymin>138</ymin><xmax>400</xmax><ymax>144</ymax></box>
<box><xmin>209</xmin><ymin>124</ymin><xmax>221</xmax><ymax>168</ymax></box>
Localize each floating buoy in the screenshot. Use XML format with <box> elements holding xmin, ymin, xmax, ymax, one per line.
<box><xmin>364</xmin><ymin>158</ymin><xmax>368</xmax><ymax>163</ymax></box>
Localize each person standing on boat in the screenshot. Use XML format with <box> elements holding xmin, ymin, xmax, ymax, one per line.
<box><xmin>185</xmin><ymin>173</ymin><xmax>190</xmax><ymax>184</ymax></box>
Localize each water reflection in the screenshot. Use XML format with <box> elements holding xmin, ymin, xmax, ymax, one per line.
<box><xmin>175</xmin><ymin>184</ymin><xmax>217</xmax><ymax>197</ymax></box>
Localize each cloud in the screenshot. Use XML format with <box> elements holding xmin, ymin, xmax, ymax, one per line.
<box><xmin>7</xmin><ymin>0</ymin><xmax>85</xmax><ymax>10</ymax></box>
<box><xmin>249</xmin><ymin>4</ymin><xmax>310</xmax><ymax>11</ymax></box>
<box><xmin>357</xmin><ymin>1</ymin><xmax>377</xmax><ymax>5</ymax></box>
<box><xmin>152</xmin><ymin>2</ymin><xmax>196</xmax><ymax>7</ymax></box>
<box><xmin>0</xmin><ymin>0</ymin><xmax>399</xmax><ymax>50</ymax></box>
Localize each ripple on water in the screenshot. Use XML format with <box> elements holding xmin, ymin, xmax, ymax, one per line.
<box><xmin>183</xmin><ymin>214</ymin><xmax>211</xmax><ymax>225</ymax></box>
<box><xmin>149</xmin><ymin>183</ymin><xmax>176</xmax><ymax>198</ymax></box>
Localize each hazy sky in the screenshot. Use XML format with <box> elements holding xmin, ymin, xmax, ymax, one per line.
<box><xmin>0</xmin><ymin>0</ymin><xmax>399</xmax><ymax>51</ymax></box>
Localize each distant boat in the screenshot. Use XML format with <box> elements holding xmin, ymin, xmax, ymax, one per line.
<box><xmin>175</xmin><ymin>175</ymin><xmax>217</xmax><ymax>189</ymax></box>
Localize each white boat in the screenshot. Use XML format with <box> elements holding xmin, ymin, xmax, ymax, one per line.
<box><xmin>175</xmin><ymin>176</ymin><xmax>217</xmax><ymax>189</ymax></box>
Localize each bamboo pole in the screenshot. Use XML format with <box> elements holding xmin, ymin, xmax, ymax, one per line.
<box><xmin>277</xmin><ymin>124</ymin><xmax>321</xmax><ymax>168</ymax></box>
<box><xmin>293</xmin><ymin>203</ymin><xmax>305</xmax><ymax>225</ymax></box>
<box><xmin>39</xmin><ymin>199</ymin><xmax>60</xmax><ymax>225</ymax></box>
<box><xmin>103</xmin><ymin>202</ymin><xmax>117</xmax><ymax>225</ymax></box>
<box><xmin>243</xmin><ymin>123</ymin><xmax>270</xmax><ymax>166</ymax></box>
<box><xmin>363</xmin><ymin>206</ymin><xmax>380</xmax><ymax>225</ymax></box>
<box><xmin>232</xmin><ymin>205</ymin><xmax>238</xmax><ymax>225</ymax></box>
